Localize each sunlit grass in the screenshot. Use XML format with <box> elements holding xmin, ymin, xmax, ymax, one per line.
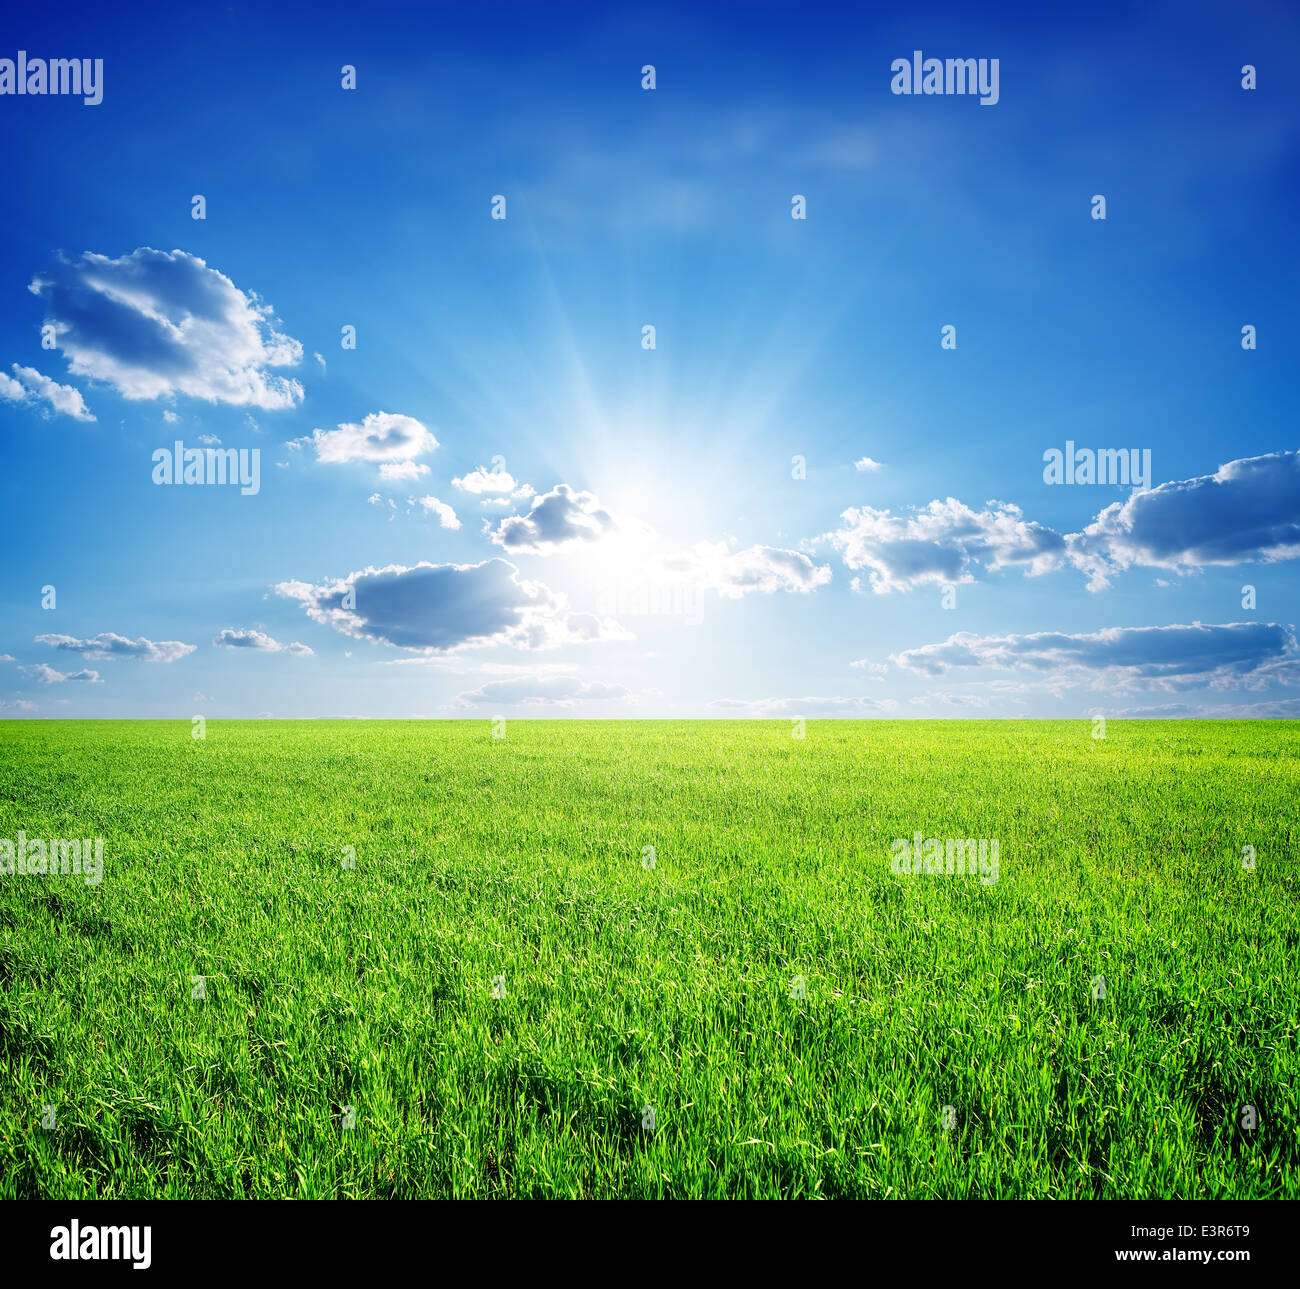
<box><xmin>1</xmin><ymin>718</ymin><xmax>1296</xmax><ymax>1198</ymax></box>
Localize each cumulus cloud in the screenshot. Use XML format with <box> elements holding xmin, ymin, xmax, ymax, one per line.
<box><xmin>0</xmin><ymin>364</ymin><xmax>96</xmax><ymax>421</ymax></box>
<box><xmin>664</xmin><ymin>541</ymin><xmax>831</xmax><ymax>598</ymax></box>
<box><xmin>1</xmin><ymin>365</ymin><xmax>91</xmax><ymax>421</ymax></box>
<box><xmin>1068</xmin><ymin>451</ymin><xmax>1300</xmax><ymax>590</ymax></box>
<box><xmin>413</xmin><ymin>496</ymin><xmax>461</xmax><ymax>529</ymax></box>
<box><xmin>489</xmin><ymin>483</ymin><xmax>620</xmax><ymax>554</ymax></box>
<box><xmin>453</xmin><ymin>465</ymin><xmax>532</xmax><ymax>497</ymax></box>
<box><xmin>309</xmin><ymin>411</ymin><xmax>438</xmax><ymax>468</ymax></box>
<box><xmin>892</xmin><ymin>622</ymin><xmax>1297</xmax><ymax>692</ymax></box>
<box><xmin>454</xmin><ymin>674</ymin><xmax>630</xmax><ymax>707</ymax></box>
<box><xmin>28</xmin><ymin>248</ymin><xmax>303</xmax><ymax>408</ymax></box>
<box><xmin>35</xmin><ymin>632</ymin><xmax>196</xmax><ymax>663</ymax></box>
<box><xmin>276</xmin><ymin>557</ymin><xmax>630</xmax><ymax>653</ymax></box>
<box><xmin>826</xmin><ymin>499</ymin><xmax>1066</xmax><ymax>593</ymax></box>
<box><xmin>707</xmin><ymin>695</ymin><xmax>898</xmax><ymax>716</ymax></box>
<box><xmin>25</xmin><ymin>663</ymin><xmax>101</xmax><ymax>684</ymax></box>
<box><xmin>214</xmin><ymin>628</ymin><xmax>313</xmax><ymax>656</ymax></box>
<box><xmin>826</xmin><ymin>452</ymin><xmax>1300</xmax><ymax>596</ymax></box>
<box><xmin>854</xmin><ymin>456</ymin><xmax>883</xmax><ymax>472</ymax></box>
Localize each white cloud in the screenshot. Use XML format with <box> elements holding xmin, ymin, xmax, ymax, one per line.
<box><xmin>413</xmin><ymin>496</ymin><xmax>461</xmax><ymax>530</ymax></box>
<box><xmin>379</xmin><ymin>461</ymin><xmax>430</xmax><ymax>481</ymax></box>
<box><xmin>854</xmin><ymin>456</ymin><xmax>883</xmax><ymax>472</ymax></box>
<box><xmin>35</xmin><ymin>632</ymin><xmax>196</xmax><ymax>663</ymax></box>
<box><xmin>707</xmin><ymin>695</ymin><xmax>898</xmax><ymax>716</ymax></box>
<box><xmin>454</xmin><ymin>674</ymin><xmax>630</xmax><ymax>707</ymax></box>
<box><xmin>664</xmin><ymin>541</ymin><xmax>831</xmax><ymax>598</ymax></box>
<box><xmin>214</xmin><ymin>628</ymin><xmax>313</xmax><ymax>656</ymax></box>
<box><xmin>453</xmin><ymin>465</ymin><xmax>521</xmax><ymax>495</ymax></box>
<box><xmin>25</xmin><ymin>662</ymin><xmax>101</xmax><ymax>684</ymax></box>
<box><xmin>310</xmin><ymin>411</ymin><xmax>438</xmax><ymax>468</ymax></box>
<box><xmin>1</xmin><ymin>364</ymin><xmax>95</xmax><ymax>421</ymax></box>
<box><xmin>907</xmin><ymin>690</ymin><xmax>990</xmax><ymax>709</ymax></box>
<box><xmin>823</xmin><ymin>452</ymin><xmax>1300</xmax><ymax>598</ymax></box>
<box><xmin>849</xmin><ymin>659</ymin><xmax>888</xmax><ymax>677</ymax></box>
<box><xmin>826</xmin><ymin>498</ymin><xmax>1066</xmax><ymax>593</ymax></box>
<box><xmin>489</xmin><ymin>483</ymin><xmax>618</xmax><ymax>554</ymax></box>
<box><xmin>28</xmin><ymin>247</ymin><xmax>303</xmax><ymax>408</ymax></box>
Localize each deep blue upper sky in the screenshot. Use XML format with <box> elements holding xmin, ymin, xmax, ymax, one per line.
<box><xmin>1</xmin><ymin>0</ymin><xmax>1297</xmax><ymax>717</ymax></box>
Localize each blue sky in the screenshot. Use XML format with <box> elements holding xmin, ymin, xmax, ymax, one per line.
<box><xmin>1</xmin><ymin>0</ymin><xmax>1297</xmax><ymax>718</ymax></box>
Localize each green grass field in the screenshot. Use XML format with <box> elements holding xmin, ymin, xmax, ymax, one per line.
<box><xmin>1</xmin><ymin>719</ymin><xmax>1296</xmax><ymax>1199</ymax></box>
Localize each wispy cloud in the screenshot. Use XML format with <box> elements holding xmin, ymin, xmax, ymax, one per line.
<box><xmin>214</xmin><ymin>628</ymin><xmax>313</xmax><ymax>656</ymax></box>
<box><xmin>24</xmin><ymin>662</ymin><xmax>101</xmax><ymax>684</ymax></box>
<box><xmin>454</xmin><ymin>674</ymin><xmax>629</xmax><ymax>707</ymax></box>
<box><xmin>0</xmin><ymin>363</ymin><xmax>95</xmax><ymax>421</ymax></box>
<box><xmin>35</xmin><ymin>632</ymin><xmax>196</xmax><ymax>663</ymax></box>
<box><xmin>892</xmin><ymin>622</ymin><xmax>1297</xmax><ymax>692</ymax></box>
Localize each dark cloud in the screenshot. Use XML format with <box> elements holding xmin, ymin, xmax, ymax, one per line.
<box><xmin>1068</xmin><ymin>451</ymin><xmax>1300</xmax><ymax>589</ymax></box>
<box><xmin>276</xmin><ymin>558</ymin><xmax>629</xmax><ymax>653</ymax></box>
<box><xmin>893</xmin><ymin>622</ymin><xmax>1297</xmax><ymax>691</ymax></box>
